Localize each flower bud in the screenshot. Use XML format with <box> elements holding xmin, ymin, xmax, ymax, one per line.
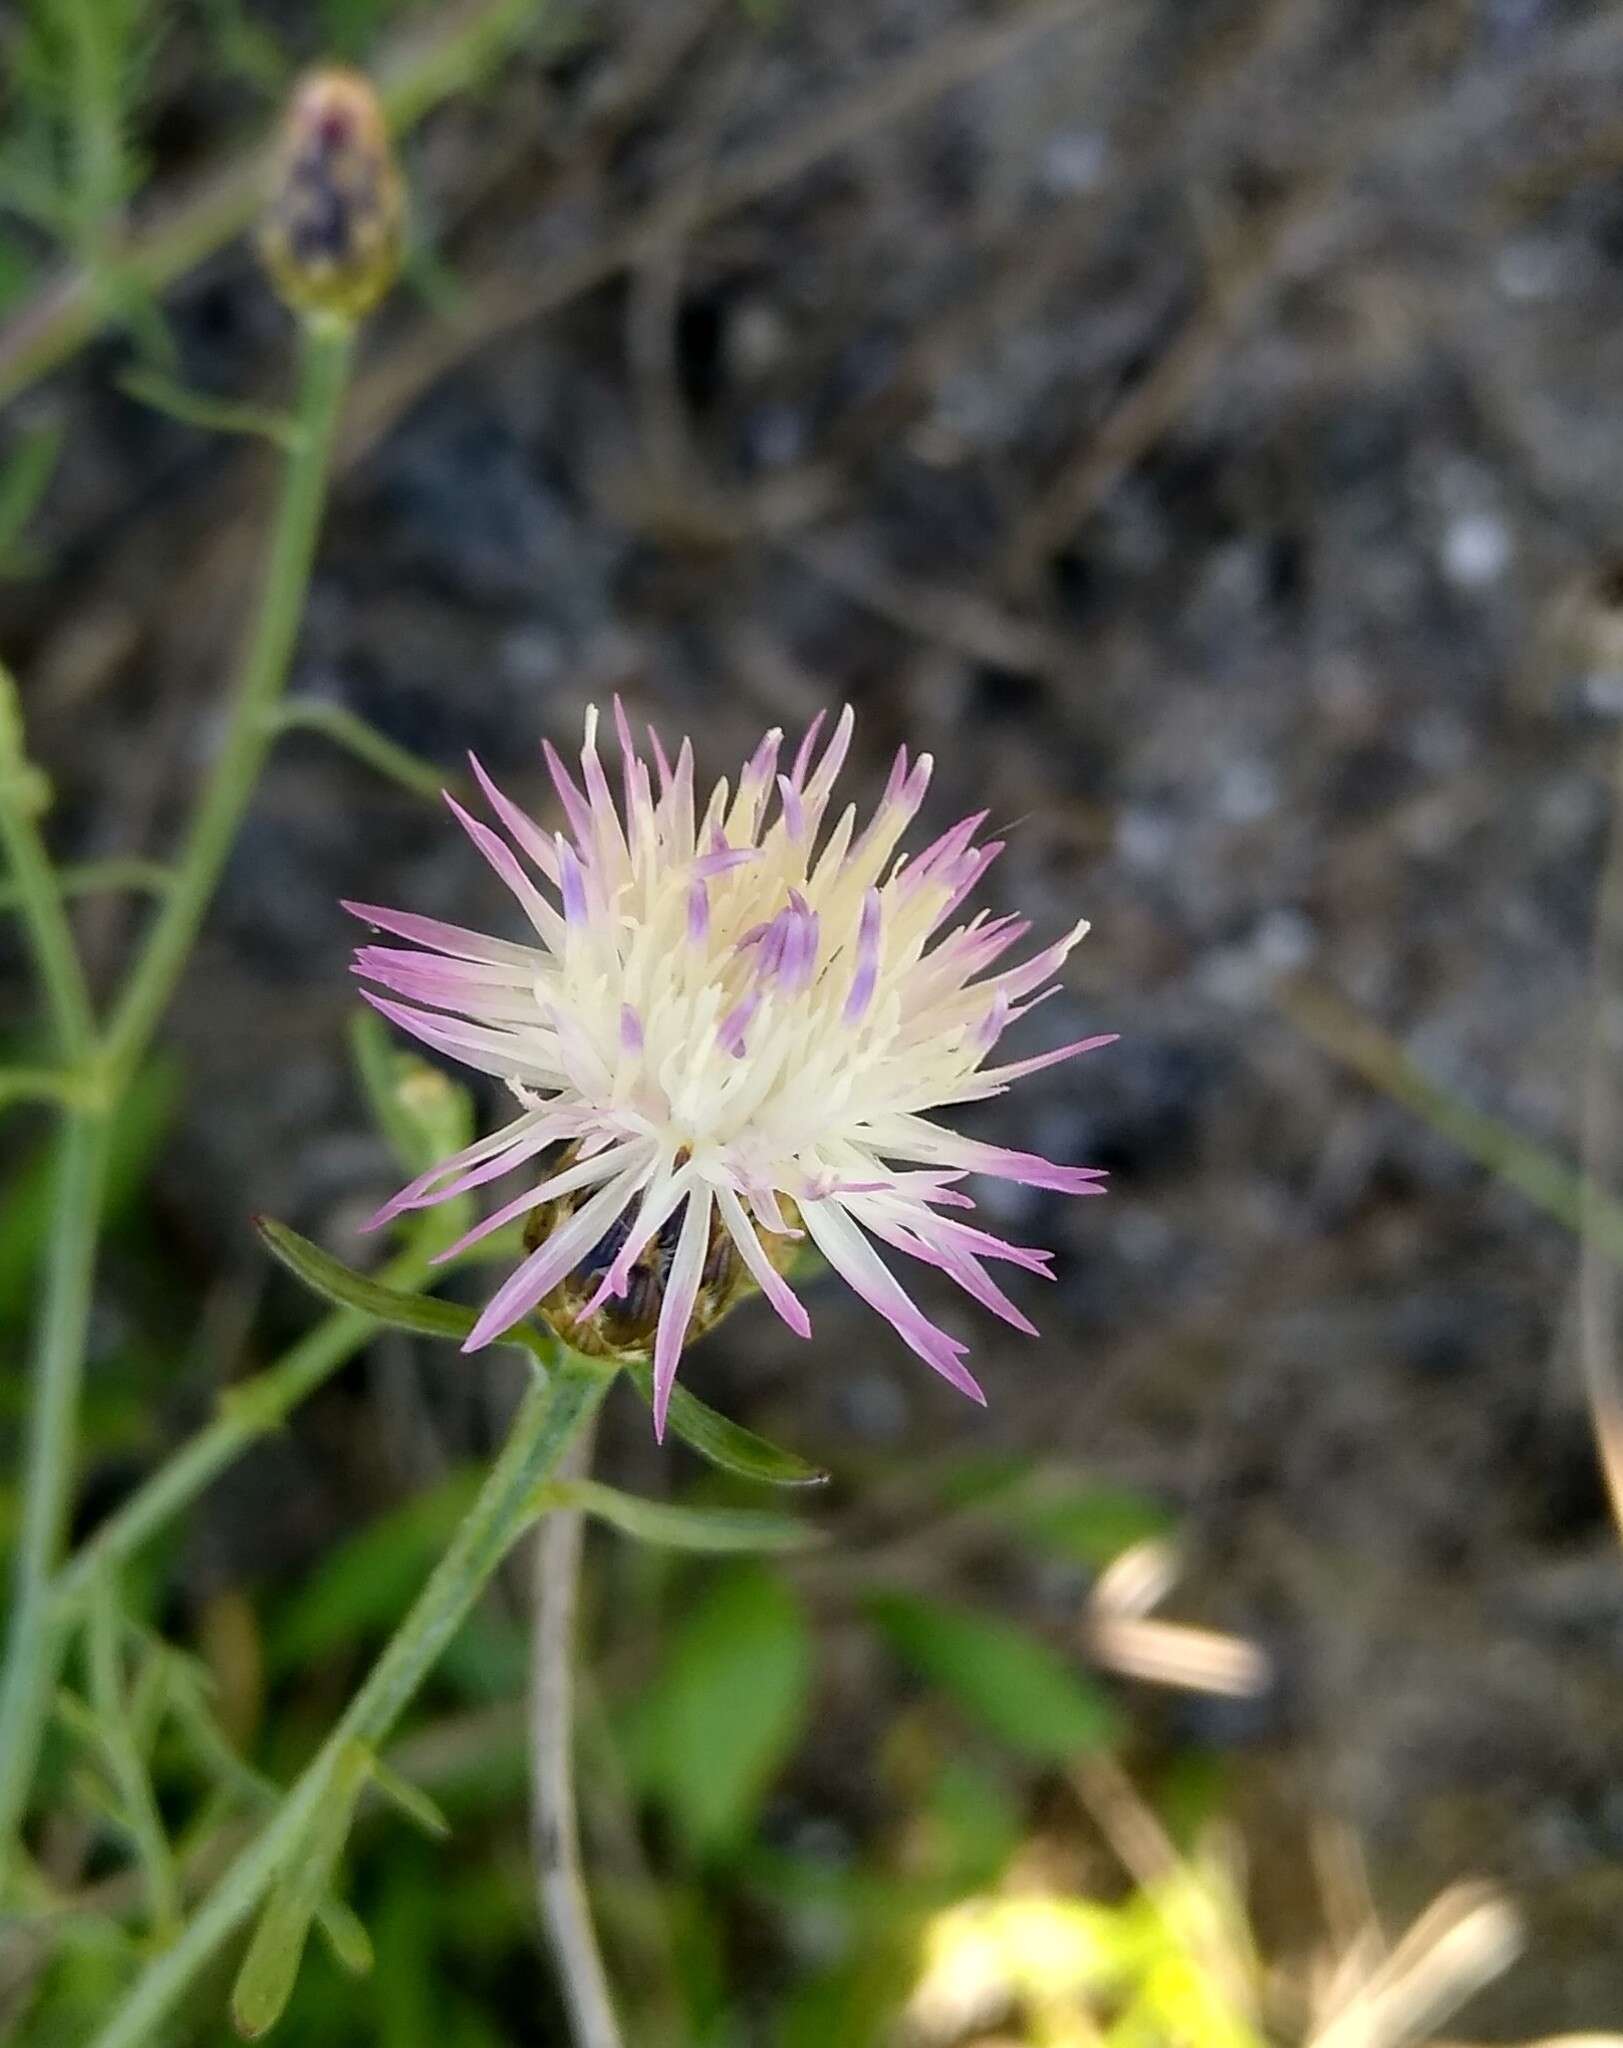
<box><xmin>260</xmin><ymin>68</ymin><xmax>403</xmax><ymax>322</ymax></box>
<box><xmin>523</xmin><ymin>1160</ymin><xmax>800</xmax><ymax>1364</ymax></box>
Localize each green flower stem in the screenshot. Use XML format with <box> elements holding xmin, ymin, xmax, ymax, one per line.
<box><xmin>52</xmin><ymin>1235</ymin><xmax>439</xmax><ymax>1612</ymax></box>
<box><xmin>271</xmin><ymin>696</ymin><xmax>451</xmax><ymax>803</ymax></box>
<box><xmin>89</xmin><ymin>1353</ymin><xmax>611</xmax><ymax>2048</ymax></box>
<box><xmin>0</xmin><ymin>317</ymin><xmax>355</xmax><ymax>1876</ymax></box>
<box><xmin>103</xmin><ymin>315</ymin><xmax>354</xmax><ymax>1085</ymax></box>
<box><xmin>0</xmin><ymin>1067</ymin><xmax>96</xmax><ymax>1113</ymax></box>
<box><xmin>0</xmin><ymin>1112</ymin><xmax>112</xmax><ymax>1859</ymax></box>
<box><xmin>86</xmin><ymin>1574</ymin><xmax>182</xmax><ymax>1940</ymax></box>
<box><xmin>0</xmin><ymin>659</ymin><xmax>97</xmax><ymax>1059</ymax></box>
<box><xmin>0</xmin><ymin>857</ymin><xmax>172</xmax><ymax>916</ymax></box>
<box><xmin>0</xmin><ymin>649</ymin><xmax>104</xmax><ymax>1861</ymax></box>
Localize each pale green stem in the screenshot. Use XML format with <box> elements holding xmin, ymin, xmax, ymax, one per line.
<box><xmin>86</xmin><ymin>1575</ymin><xmax>181</xmax><ymax>1939</ymax></box>
<box><xmin>0</xmin><ymin>658</ymin><xmax>104</xmax><ymax>1867</ymax></box>
<box><xmin>0</xmin><ymin>1113</ymin><xmax>112</xmax><ymax>1857</ymax></box>
<box><xmin>0</xmin><ymin>1068</ymin><xmax>94</xmax><ymax>1113</ymax></box>
<box><xmin>104</xmin><ymin>315</ymin><xmax>354</xmax><ymax>1083</ymax></box>
<box><xmin>89</xmin><ymin>1355</ymin><xmax>611</xmax><ymax>2048</ymax></box>
<box><xmin>271</xmin><ymin>697</ymin><xmax>450</xmax><ymax>802</ymax></box>
<box><xmin>0</xmin><ymin>856</ymin><xmax>172</xmax><ymax>916</ymax></box>
<box><xmin>0</xmin><ymin>660</ymin><xmax>97</xmax><ymax>1059</ymax></box>
<box><xmin>0</xmin><ymin>317</ymin><xmax>355</xmax><ymax>1874</ymax></box>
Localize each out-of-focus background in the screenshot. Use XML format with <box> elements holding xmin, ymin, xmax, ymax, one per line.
<box><xmin>5</xmin><ymin>1</ymin><xmax>1623</xmax><ymax>2041</ymax></box>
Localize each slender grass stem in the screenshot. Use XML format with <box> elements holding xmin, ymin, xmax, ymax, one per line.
<box><xmin>271</xmin><ymin>696</ymin><xmax>451</xmax><ymax>802</ymax></box>
<box><xmin>0</xmin><ymin>656</ymin><xmax>104</xmax><ymax>1859</ymax></box>
<box><xmin>86</xmin><ymin>1575</ymin><xmax>182</xmax><ymax>1940</ymax></box>
<box><xmin>0</xmin><ymin>317</ymin><xmax>356</xmax><ymax>1877</ymax></box>
<box><xmin>531</xmin><ymin>1409</ymin><xmax>625</xmax><ymax>2048</ymax></box>
<box><xmin>104</xmin><ymin>316</ymin><xmax>354</xmax><ymax>1083</ymax></box>
<box><xmin>0</xmin><ymin>1068</ymin><xmax>95</xmax><ymax>1113</ymax></box>
<box><xmin>0</xmin><ymin>1112</ymin><xmax>112</xmax><ymax>1859</ymax></box>
<box><xmin>0</xmin><ymin>660</ymin><xmax>97</xmax><ymax>1059</ymax></box>
<box><xmin>88</xmin><ymin>1355</ymin><xmax>611</xmax><ymax>2048</ymax></box>
<box><xmin>0</xmin><ymin>856</ymin><xmax>172</xmax><ymax>916</ymax></box>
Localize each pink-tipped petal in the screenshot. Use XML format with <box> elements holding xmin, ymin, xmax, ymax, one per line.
<box><xmin>463</xmin><ymin>1161</ymin><xmax>652</xmax><ymax>1351</ymax></box>
<box><xmin>973</xmin><ymin>1032</ymin><xmax>1120</xmax><ymax>1087</ymax></box>
<box><xmin>651</xmin><ymin>1186</ymin><xmax>713</xmax><ymax>1439</ymax></box>
<box><xmin>799</xmin><ymin>1199</ymin><xmax>984</xmax><ymax>1403</ymax></box>
<box><xmin>467</xmin><ymin>755</ymin><xmax>561</xmax><ymax>880</ymax></box>
<box><xmin>341</xmin><ymin>901</ymin><xmax>536</xmax><ymax>968</ymax></box>
<box><xmin>716</xmin><ymin>1185</ymin><xmax>812</xmax><ymax>1339</ymax></box>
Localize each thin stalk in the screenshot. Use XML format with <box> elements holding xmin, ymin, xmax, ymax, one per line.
<box><xmin>86</xmin><ymin>1575</ymin><xmax>182</xmax><ymax>1940</ymax></box>
<box><xmin>530</xmin><ymin>1411</ymin><xmax>625</xmax><ymax>2048</ymax></box>
<box><xmin>0</xmin><ymin>660</ymin><xmax>97</xmax><ymax>1058</ymax></box>
<box><xmin>0</xmin><ymin>1113</ymin><xmax>112</xmax><ymax>1858</ymax></box>
<box><xmin>0</xmin><ymin>856</ymin><xmax>172</xmax><ymax>915</ymax></box>
<box><xmin>103</xmin><ymin>316</ymin><xmax>354</xmax><ymax>1085</ymax></box>
<box><xmin>271</xmin><ymin>696</ymin><xmax>450</xmax><ymax>802</ymax></box>
<box><xmin>0</xmin><ymin>1068</ymin><xmax>95</xmax><ymax>1113</ymax></box>
<box><xmin>0</xmin><ymin>317</ymin><xmax>354</xmax><ymax>1874</ymax></box>
<box><xmin>88</xmin><ymin>1354</ymin><xmax>611</xmax><ymax>2048</ymax></box>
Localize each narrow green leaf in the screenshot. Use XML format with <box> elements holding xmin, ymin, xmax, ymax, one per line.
<box><xmin>277</xmin><ymin>698</ymin><xmax>451</xmax><ymax>804</ymax></box>
<box><xmin>624</xmin><ymin>1362</ymin><xmax>827</xmax><ymax>1488</ymax></box>
<box><xmin>232</xmin><ymin>1874</ymin><xmax>319</xmax><ymax>2036</ymax></box>
<box><xmin>254</xmin><ymin>1217</ymin><xmax>555</xmax><ymax>1366</ymax></box>
<box><xmin>624</xmin><ymin>1566</ymin><xmax>813</xmax><ymax>1856</ymax></box>
<box><xmin>254</xmin><ymin>1217</ymin><xmax>478</xmax><ymax>1343</ymax></box>
<box><xmin>364</xmin><ymin>1754</ymin><xmax>452</xmax><ymax>1841</ymax></box>
<box><xmin>231</xmin><ymin>1743</ymin><xmax>370</xmax><ymax>2036</ymax></box>
<box><xmin>118</xmin><ymin>367</ymin><xmax>297</xmax><ymax>446</ymax></box>
<box><xmin>557</xmin><ymin>1479</ymin><xmax>821</xmax><ymax>1554</ymax></box>
<box><xmin>868</xmin><ymin>1592</ymin><xmax>1120</xmax><ymax>1760</ymax></box>
<box><xmin>311</xmin><ymin>1895</ymin><xmax>374</xmax><ymax>1978</ymax></box>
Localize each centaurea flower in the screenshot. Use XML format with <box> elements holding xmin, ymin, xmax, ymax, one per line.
<box><xmin>350</xmin><ymin>707</ymin><xmax>1111</xmax><ymax>1435</ymax></box>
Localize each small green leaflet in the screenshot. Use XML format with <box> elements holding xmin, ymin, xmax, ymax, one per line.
<box><xmin>623</xmin><ymin>1361</ymin><xmax>827</xmax><ymax>1489</ymax></box>
<box><xmin>548</xmin><ymin>1478</ymin><xmax>820</xmax><ymax>1554</ymax></box>
<box><xmin>254</xmin><ymin>1218</ymin><xmax>554</xmax><ymax>1365</ymax></box>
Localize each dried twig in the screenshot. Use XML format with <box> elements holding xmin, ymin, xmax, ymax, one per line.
<box><xmin>529</xmin><ymin>1414</ymin><xmax>623</xmax><ymax>2048</ymax></box>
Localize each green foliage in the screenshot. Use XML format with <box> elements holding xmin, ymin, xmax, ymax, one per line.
<box><xmin>254</xmin><ymin>1219</ymin><xmax>514</xmax><ymax>1351</ymax></box>
<box><xmin>623</xmin><ymin>1565</ymin><xmax>814</xmax><ymax>1858</ymax></box>
<box><xmin>556</xmin><ymin>1477</ymin><xmax>822</xmax><ymax>1555</ymax></box>
<box><xmin>867</xmin><ymin>1591</ymin><xmax>1121</xmax><ymax>1760</ymax></box>
<box><xmin>231</xmin><ymin>1741</ymin><xmax>374</xmax><ymax>2035</ymax></box>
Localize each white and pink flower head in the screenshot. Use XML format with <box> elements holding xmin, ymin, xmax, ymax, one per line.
<box><xmin>348</xmin><ymin>705</ymin><xmax>1112</xmax><ymax>1436</ymax></box>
